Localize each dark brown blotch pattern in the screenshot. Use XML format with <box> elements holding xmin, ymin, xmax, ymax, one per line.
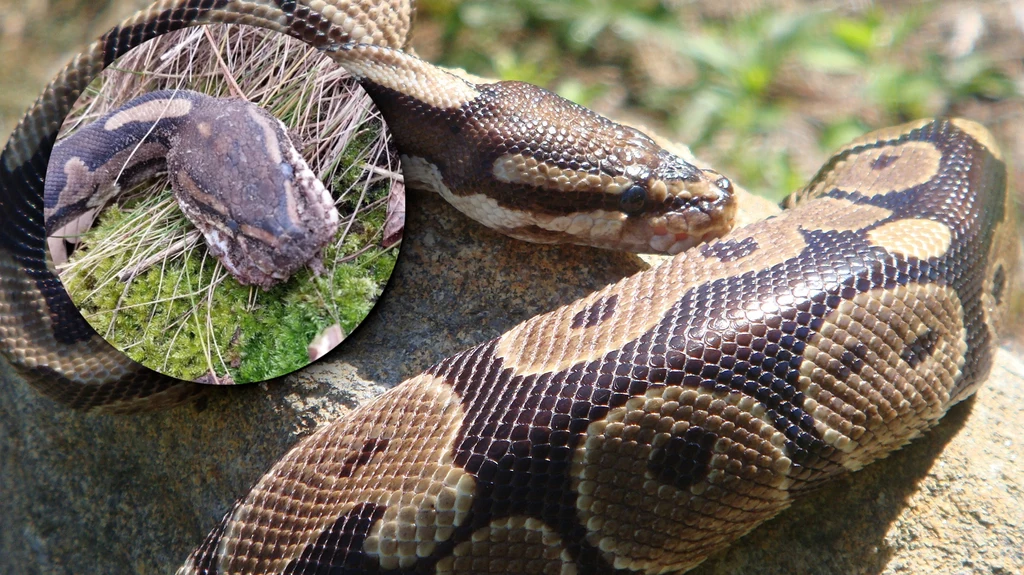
<box><xmin>992</xmin><ymin>264</ymin><xmax>1006</xmax><ymax>305</ymax></box>
<box><xmin>647</xmin><ymin>425</ymin><xmax>718</xmax><ymax>491</ymax></box>
<box><xmin>101</xmin><ymin>0</ymin><xmax>230</xmax><ymax>67</ymax></box>
<box><xmin>570</xmin><ymin>294</ymin><xmax>618</xmax><ymax>329</ymax></box>
<box><xmin>283</xmin><ymin>503</ymin><xmax>388</xmax><ymax>575</ymax></box>
<box><xmin>699</xmin><ymin>236</ymin><xmax>759</xmax><ymax>262</ymax></box>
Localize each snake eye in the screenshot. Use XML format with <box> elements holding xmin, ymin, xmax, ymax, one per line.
<box><xmin>619</xmin><ymin>184</ymin><xmax>647</xmax><ymax>215</ymax></box>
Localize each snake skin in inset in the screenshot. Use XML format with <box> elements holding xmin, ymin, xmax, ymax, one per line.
<box><xmin>45</xmin><ymin>89</ymin><xmax>340</xmax><ymax>288</ymax></box>
<box><xmin>0</xmin><ymin>1</ymin><xmax>1018</xmax><ymax>573</ymax></box>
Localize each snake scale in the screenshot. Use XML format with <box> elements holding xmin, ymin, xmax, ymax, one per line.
<box><xmin>0</xmin><ymin>1</ymin><xmax>1019</xmax><ymax>574</ymax></box>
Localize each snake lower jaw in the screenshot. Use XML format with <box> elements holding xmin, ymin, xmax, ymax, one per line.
<box><xmin>645</xmin><ymin>205</ymin><xmax>738</xmax><ymax>254</ymax></box>
<box><xmin>647</xmin><ymin>228</ymin><xmax>725</xmax><ymax>255</ymax></box>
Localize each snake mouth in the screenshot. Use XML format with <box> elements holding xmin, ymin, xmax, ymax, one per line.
<box><xmin>632</xmin><ymin>163</ymin><xmax>737</xmax><ymax>254</ymax></box>
<box><xmin>644</xmin><ymin>187</ymin><xmax>737</xmax><ymax>254</ymax></box>
<box><xmin>648</xmin><ymin>229</ymin><xmax>727</xmax><ymax>255</ymax></box>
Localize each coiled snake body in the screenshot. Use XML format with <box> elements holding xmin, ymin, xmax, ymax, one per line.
<box><xmin>0</xmin><ymin>1</ymin><xmax>1018</xmax><ymax>573</ymax></box>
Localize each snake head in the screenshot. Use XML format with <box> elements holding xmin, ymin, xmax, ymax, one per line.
<box><xmin>332</xmin><ymin>45</ymin><xmax>738</xmax><ymax>254</ymax></box>
<box><xmin>482</xmin><ymin>143</ymin><xmax>737</xmax><ymax>254</ymax></box>
<box><xmin>464</xmin><ymin>85</ymin><xmax>739</xmax><ymax>255</ymax></box>
<box><xmin>621</xmin><ymin>153</ymin><xmax>737</xmax><ymax>254</ymax></box>
<box><xmin>503</xmin><ymin>147</ymin><xmax>737</xmax><ymax>255</ymax></box>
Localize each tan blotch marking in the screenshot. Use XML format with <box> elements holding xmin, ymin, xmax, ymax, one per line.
<box><xmin>52</xmin><ymin>157</ymin><xmax>94</xmax><ymax>211</ymax></box>
<box><xmin>492</xmin><ymin>153</ymin><xmax>632</xmax><ymax>194</ymax></box>
<box><xmin>173</xmin><ymin>172</ymin><xmax>230</xmax><ymax>217</ymax></box>
<box><xmin>950</xmin><ymin>118</ymin><xmax>1003</xmax><ymax>161</ymax></box>
<box><xmin>245</xmin><ymin>106</ymin><xmax>284</xmax><ymax>164</ymax></box>
<box><xmin>102</xmin><ymin>98</ymin><xmax>193</xmax><ymax>131</ymax></box>
<box><xmin>797</xmin><ymin>284</ymin><xmax>967</xmax><ymax>470</ymax></box>
<box><xmin>572</xmin><ymin>386</ymin><xmax>793</xmax><ymax>573</ymax></box>
<box><xmin>196</xmin><ymin>121</ymin><xmax>212</xmax><ymax>138</ymax></box>
<box><xmin>809</xmin><ymin>140</ymin><xmax>942</xmax><ymax>199</ymax></box>
<box><xmin>867</xmin><ymin>218</ymin><xmax>952</xmax><ymax>260</ymax></box>
<box><xmin>332</xmin><ymin>45</ymin><xmax>480</xmax><ymax>109</ymax></box>
<box><xmin>403</xmin><ymin>154</ymin><xmax>545</xmax><ymax>232</ymax></box>
<box><xmin>238</xmin><ymin>223</ymin><xmax>281</xmax><ymax>248</ymax></box>
<box><xmin>495</xmin><ymin>197</ymin><xmax>888</xmax><ymax>376</ymax></box>
<box><xmin>208</xmin><ymin>374</ymin><xmax>475</xmax><ymax>574</ymax></box>
<box><xmin>46</xmin><ymin>209</ymin><xmax>97</xmax><ymax>264</ymax></box>
<box><xmin>283</xmin><ymin>180</ymin><xmax>303</xmax><ymax>230</ymax></box>
<box><xmin>405</xmin><ymin>156</ymin><xmax>630</xmax><ymax>247</ymax></box>
<box><xmin>793</xmin><ymin>197</ymin><xmax>893</xmax><ymax>233</ymax></box>
<box><xmin>319</xmin><ymin>0</ymin><xmax>413</xmax><ymax>47</ymax></box>
<box><xmin>435</xmin><ymin>516</ymin><xmax>577</xmax><ymax>575</ymax></box>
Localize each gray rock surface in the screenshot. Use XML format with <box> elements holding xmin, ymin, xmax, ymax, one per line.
<box><xmin>2</xmin><ymin>189</ymin><xmax>1023</xmax><ymax>575</ymax></box>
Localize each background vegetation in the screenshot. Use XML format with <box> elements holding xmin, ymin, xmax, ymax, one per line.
<box><xmin>410</xmin><ymin>0</ymin><xmax>1021</xmax><ymax>201</ymax></box>
<box><xmin>413</xmin><ymin>0</ymin><xmax>1024</xmax><ymax>340</ymax></box>
<box><xmin>2</xmin><ymin>0</ymin><xmax>1022</xmax><ymax>340</ymax></box>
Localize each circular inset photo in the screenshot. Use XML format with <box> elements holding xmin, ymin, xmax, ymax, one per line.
<box><xmin>44</xmin><ymin>24</ymin><xmax>404</xmax><ymax>385</ymax></box>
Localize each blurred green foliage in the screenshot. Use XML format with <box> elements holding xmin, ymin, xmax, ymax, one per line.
<box><xmin>418</xmin><ymin>0</ymin><xmax>1016</xmax><ymax>199</ymax></box>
